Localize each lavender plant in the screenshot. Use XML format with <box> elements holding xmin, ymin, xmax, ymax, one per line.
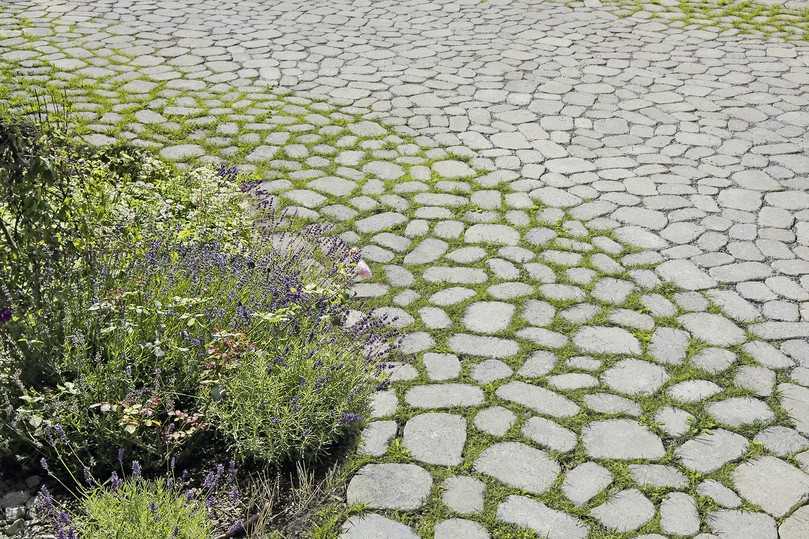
<box><xmin>14</xmin><ymin>222</ymin><xmax>396</xmax><ymax>474</ymax></box>
<box><xmin>36</xmin><ymin>462</ymin><xmax>235</xmax><ymax>539</ymax></box>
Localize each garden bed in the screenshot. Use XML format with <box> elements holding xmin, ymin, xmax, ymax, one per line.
<box><xmin>0</xmin><ymin>102</ymin><xmax>399</xmax><ymax>537</ymax></box>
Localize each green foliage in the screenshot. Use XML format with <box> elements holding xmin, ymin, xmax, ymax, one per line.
<box><xmin>76</xmin><ymin>479</ymin><xmax>213</xmax><ymax>539</ymax></box>
<box><xmin>1</xmin><ymin>109</ymin><xmax>395</xmax><ymax>482</ymax></box>
<box><xmin>203</xmin><ymin>314</ymin><xmax>375</xmax><ymax>463</ymax></box>
<box><xmin>0</xmin><ymin>100</ymin><xmax>117</xmax><ymax>375</ymax></box>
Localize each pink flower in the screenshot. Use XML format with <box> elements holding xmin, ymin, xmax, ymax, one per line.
<box><xmin>355</xmin><ymin>259</ymin><xmax>372</xmax><ymax>280</ymax></box>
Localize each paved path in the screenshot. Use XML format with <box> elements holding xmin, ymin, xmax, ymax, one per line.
<box><xmin>3</xmin><ymin>0</ymin><xmax>809</xmax><ymax>537</ymax></box>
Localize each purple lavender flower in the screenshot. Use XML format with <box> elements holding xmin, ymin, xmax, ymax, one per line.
<box><xmin>131</xmin><ymin>460</ymin><xmax>142</xmax><ymax>478</ymax></box>
<box><xmin>109</xmin><ymin>471</ymin><xmax>123</xmax><ymax>490</ymax></box>
<box><xmin>36</xmin><ymin>485</ymin><xmax>54</xmax><ymax>516</ymax></box>
<box><xmin>40</xmin><ymin>458</ymin><xmax>49</xmax><ymax>474</ymax></box>
<box><xmin>341</xmin><ymin>412</ymin><xmax>362</xmax><ymax>424</ymax></box>
<box><xmin>0</xmin><ymin>307</ymin><xmax>11</xmax><ymax>324</ymax></box>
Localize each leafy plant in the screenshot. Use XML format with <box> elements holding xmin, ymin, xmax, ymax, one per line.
<box><xmin>39</xmin><ymin>476</ymin><xmax>216</xmax><ymax>539</ymax></box>
<box><xmin>0</xmin><ymin>98</ymin><xmax>116</xmax><ymax>376</ymax></box>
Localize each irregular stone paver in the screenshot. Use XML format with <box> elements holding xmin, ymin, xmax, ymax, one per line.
<box><xmin>496</xmin><ymin>381</ymin><xmax>579</xmax><ymax>418</ymax></box>
<box><xmin>602</xmin><ymin>359</ymin><xmax>668</xmax><ymax>395</ymax></box>
<box><xmin>677</xmin><ymin>429</ymin><xmax>749</xmax><ymax>473</ymax></box>
<box><xmin>573</xmin><ymin>326</ymin><xmax>641</xmax><ymax>355</ymax></box>
<box><xmin>779</xmin><ymin>505</ymin><xmax>809</xmax><ymax>539</ymax></box>
<box><xmin>340</xmin><ymin>514</ymin><xmax>418</xmax><ymax>539</ymax></box>
<box><xmin>405</xmin><ymin>384</ymin><xmax>483</xmax><ymax>409</ymax></box>
<box><xmin>582</xmin><ymin>420</ymin><xmax>665</xmax><ymax>460</ymax></box>
<box><xmin>708</xmin><ymin>510</ymin><xmax>777</xmax><ymax>539</ymax></box>
<box><xmin>678</xmin><ymin>313</ymin><xmax>747</xmax><ymax>346</ymax></box>
<box><xmin>403</xmin><ymin>413</ymin><xmax>466</xmax><ymax>466</ymax></box>
<box><xmin>442</xmin><ymin>476</ymin><xmax>485</xmax><ymax>515</ymax></box>
<box><xmin>590</xmin><ymin>489</ymin><xmax>655</xmax><ymax>532</ymax></box>
<box><xmin>473</xmin><ymin>442</ymin><xmax>559</xmax><ymax>495</ymax></box>
<box><xmin>561</xmin><ymin>462</ymin><xmax>613</xmax><ymax>507</ymax></box>
<box><xmin>732</xmin><ymin>456</ymin><xmax>809</xmax><ymax>517</ymax></box>
<box><xmin>434</xmin><ymin>519</ymin><xmax>489</xmax><ymax>539</ymax></box>
<box><xmin>346</xmin><ymin>464</ymin><xmax>432</xmax><ymax>510</ymax></box>
<box><xmin>660</xmin><ymin>492</ymin><xmax>700</xmax><ymax>536</ymax></box>
<box><xmin>359</xmin><ymin>421</ymin><xmax>397</xmax><ymax>457</ymax></box>
<box><xmin>497</xmin><ymin>495</ymin><xmax>588</xmax><ymax>539</ymax></box>
<box><xmin>6</xmin><ymin>1</ymin><xmax>809</xmax><ymax>535</ymax></box>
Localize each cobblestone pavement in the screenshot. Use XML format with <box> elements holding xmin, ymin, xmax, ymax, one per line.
<box><xmin>3</xmin><ymin>0</ymin><xmax>809</xmax><ymax>537</ymax></box>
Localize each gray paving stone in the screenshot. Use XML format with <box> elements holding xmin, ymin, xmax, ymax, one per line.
<box><xmin>779</xmin><ymin>505</ymin><xmax>809</xmax><ymax>539</ymax></box>
<box><xmin>655</xmin><ymin>405</ymin><xmax>694</xmax><ymax>437</ymax></box>
<box><xmin>707</xmin><ymin>397</ymin><xmax>774</xmax><ymax>427</ymax></box>
<box><xmin>434</xmin><ymin>519</ymin><xmax>489</xmax><ymax>539</ymax></box>
<box><xmin>403</xmin><ymin>238</ymin><xmax>447</xmax><ymax>265</ymax></box>
<box><xmin>779</xmin><ymin>383</ymin><xmax>809</xmax><ymax>435</ymax></box>
<box><xmin>657</xmin><ymin>259</ymin><xmax>717</xmax><ymax>290</ymax></box>
<box><xmin>602</xmin><ymin>359</ymin><xmax>668</xmax><ymax>396</ymax></box>
<box><xmin>734</xmin><ymin>366</ymin><xmax>775</xmax><ymax>396</ymax></box>
<box><xmin>677</xmin><ymin>429</ymin><xmax>749</xmax><ymax>473</ymax></box>
<box><xmin>678</xmin><ymin>313</ymin><xmax>746</xmax><ymax>346</ymax></box>
<box><xmin>518</xmin><ymin>351</ymin><xmax>557</xmax><ymax>377</ymax></box>
<box><xmin>668</xmin><ymin>379</ymin><xmax>722</xmax><ymax>403</ymax></box>
<box><xmin>442</xmin><ymin>476</ymin><xmax>485</xmax><ymax>514</ymax></box>
<box><xmin>371</xmin><ymin>390</ymin><xmax>398</xmax><ymax>418</ymax></box>
<box><xmin>474</xmin><ymin>442</ymin><xmax>559</xmax><ymax>494</ymax></box>
<box><xmin>462</xmin><ymin>302</ymin><xmax>514</xmax><ymax>334</ymax></box>
<box><xmin>429</xmin><ymin>287</ymin><xmax>475</xmax><ymax>306</ymax></box>
<box><xmin>582</xmin><ymin>419</ymin><xmax>664</xmax><ymax>460</ymax></box>
<box><xmin>697</xmin><ymin>480</ymin><xmax>741</xmax><ymax>508</ymax></box>
<box><xmin>660</xmin><ymin>492</ymin><xmax>700</xmax><ymax>536</ymax></box>
<box><xmin>423</xmin><ymin>267</ymin><xmax>487</xmax><ymax>284</ymax></box>
<box><xmin>743</xmin><ymin>341</ymin><xmax>794</xmax><ymax>369</ymax></box>
<box><xmin>754</xmin><ymin>426</ymin><xmax>809</xmax><ymax>457</ymax></box>
<box><xmin>649</xmin><ymin>327</ymin><xmax>690</xmax><ymax>365</ymax></box>
<box><xmin>496</xmin><ymin>381</ymin><xmax>579</xmax><ymax>418</ymax></box>
<box><xmin>573</xmin><ymin>326</ymin><xmax>641</xmax><ymax>355</ymax></box>
<box><xmin>693</xmin><ymin>347</ymin><xmax>737</xmax><ymax>373</ymax></box>
<box><xmin>471</xmin><ymin>359</ymin><xmax>512</xmax><ymax>384</ymax></box>
<box><xmin>160</xmin><ymin>144</ymin><xmax>205</xmax><ymax>161</ymax></box>
<box><xmin>340</xmin><ymin>514</ymin><xmax>418</xmax><ymax>539</ymax></box>
<box><xmin>346</xmin><ymin>464</ymin><xmax>432</xmax><ymax>510</ymax></box>
<box><xmin>629</xmin><ymin>464</ymin><xmax>688</xmax><ymax>489</ymax></box>
<box><xmin>403</xmin><ymin>413</ymin><xmax>466</xmax><ymax>466</ymax></box>
<box><xmin>355</xmin><ymin>212</ymin><xmax>407</xmax><ymax>234</ymax></box>
<box><xmin>561</xmin><ymin>461</ymin><xmax>613</xmax><ymax>506</ymax></box>
<box><xmin>405</xmin><ymin>384</ymin><xmax>484</xmax><ymax>409</ymax></box>
<box><xmin>733</xmin><ymin>456</ymin><xmax>809</xmax><ymax>517</ymax></box>
<box><xmin>474</xmin><ymin>406</ymin><xmax>516</xmax><ymax>437</ymax></box>
<box><xmin>709</xmin><ymin>510</ymin><xmax>777</xmax><ymax>539</ymax></box>
<box><xmin>423</xmin><ymin>353</ymin><xmax>460</xmax><ymax>381</ymax></box>
<box><xmin>449</xmin><ymin>334</ymin><xmax>519</xmax><ymax>358</ymax></box>
<box><xmin>522</xmin><ymin>416</ymin><xmax>577</xmax><ymax>452</ymax></box>
<box><xmin>497</xmin><ymin>495</ymin><xmax>589</xmax><ymax>539</ymax></box>
<box><xmin>590</xmin><ymin>489</ymin><xmax>654</xmax><ymax>532</ymax></box>
<box><xmin>464</xmin><ymin>224</ymin><xmax>519</xmax><ymax>246</ymax></box>
<box><xmin>358</xmin><ymin>421</ymin><xmax>397</xmax><ymax>457</ymax></box>
<box><xmin>583</xmin><ymin>393</ymin><xmax>642</xmax><ymax>416</ymax></box>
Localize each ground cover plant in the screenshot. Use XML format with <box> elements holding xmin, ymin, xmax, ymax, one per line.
<box><xmin>0</xmin><ymin>101</ymin><xmax>397</xmax><ymax>537</ymax></box>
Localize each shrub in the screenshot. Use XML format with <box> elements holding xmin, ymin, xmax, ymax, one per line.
<box><xmin>80</xmin><ymin>479</ymin><xmax>213</xmax><ymax>539</ymax></box>
<box><xmin>0</xmin><ymin>113</ymin><xmax>252</xmax><ymax>387</ymax></box>
<box><xmin>0</xmin><ymin>108</ymin><xmax>116</xmax><ymax>378</ymax></box>
<box><xmin>2</xmin><ymin>110</ymin><xmax>398</xmax><ymax>518</ymax></box>
<box><xmin>40</xmin><ymin>478</ymin><xmax>214</xmax><ymax>539</ymax></box>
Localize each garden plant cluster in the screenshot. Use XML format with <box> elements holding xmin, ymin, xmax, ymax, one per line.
<box><xmin>0</xmin><ymin>104</ymin><xmax>396</xmax><ymax>538</ymax></box>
